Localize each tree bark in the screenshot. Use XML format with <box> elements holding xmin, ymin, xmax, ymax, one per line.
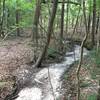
<box><xmin>0</xmin><ymin>0</ymin><xmax>6</xmax><ymax>38</ymax></box>
<box><xmin>95</xmin><ymin>12</ymin><xmax>99</xmax><ymax>35</ymax></box>
<box><xmin>16</xmin><ymin>0</ymin><xmax>20</xmax><ymax>36</ymax></box>
<box><xmin>66</xmin><ymin>0</ymin><xmax>69</xmax><ymax>34</ymax></box>
<box><xmin>60</xmin><ymin>0</ymin><xmax>65</xmax><ymax>51</ymax></box>
<box><xmin>87</xmin><ymin>13</ymin><xmax>91</xmax><ymax>33</ymax></box>
<box><xmin>87</xmin><ymin>0</ymin><xmax>92</xmax><ymax>33</ymax></box>
<box><xmin>70</xmin><ymin>5</ymin><xmax>81</xmax><ymax>38</ymax></box>
<box><xmin>96</xmin><ymin>12</ymin><xmax>100</xmax><ymax>52</ymax></box>
<box><xmin>32</xmin><ymin>0</ymin><xmax>41</xmax><ymax>62</ymax></box>
<box><xmin>77</xmin><ymin>1</ymin><xmax>88</xmax><ymax>100</ymax></box>
<box><xmin>31</xmin><ymin>0</ymin><xmax>41</xmax><ymax>42</ymax></box>
<box><xmin>34</xmin><ymin>0</ymin><xmax>58</xmax><ymax>67</ymax></box>
<box><xmin>91</xmin><ymin>0</ymin><xmax>96</xmax><ymax>46</ymax></box>
<box><xmin>97</xmin><ymin>80</ymin><xmax>100</xmax><ymax>100</ymax></box>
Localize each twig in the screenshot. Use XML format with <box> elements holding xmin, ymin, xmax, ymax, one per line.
<box><xmin>76</xmin><ymin>1</ymin><xmax>88</xmax><ymax>100</ymax></box>
<box><xmin>48</xmin><ymin>67</ymin><xmax>56</xmax><ymax>100</ymax></box>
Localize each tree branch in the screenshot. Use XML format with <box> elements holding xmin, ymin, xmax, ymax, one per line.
<box><xmin>42</xmin><ymin>0</ymin><xmax>81</xmax><ymax>5</ymax></box>
<box><xmin>56</xmin><ymin>1</ymin><xmax>81</xmax><ymax>5</ymax></box>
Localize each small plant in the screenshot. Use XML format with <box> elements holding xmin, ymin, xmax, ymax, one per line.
<box><xmin>90</xmin><ymin>47</ymin><xmax>100</xmax><ymax>67</ymax></box>
<box><xmin>0</xmin><ymin>81</ymin><xmax>8</xmax><ymax>88</ymax></box>
<box><xmin>87</xmin><ymin>94</ymin><xmax>97</xmax><ymax>100</ymax></box>
<box><xmin>47</xmin><ymin>48</ymin><xmax>61</xmax><ymax>59</ymax></box>
<box><xmin>64</xmin><ymin>74</ymin><xmax>68</xmax><ymax>80</ymax></box>
<box><xmin>80</xmin><ymin>82</ymin><xmax>91</xmax><ymax>88</ymax></box>
<box><xmin>89</xmin><ymin>48</ymin><xmax>100</xmax><ymax>79</ymax></box>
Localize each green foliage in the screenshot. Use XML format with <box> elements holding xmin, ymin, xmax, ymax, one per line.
<box><xmin>0</xmin><ymin>81</ymin><xmax>8</xmax><ymax>88</ymax></box>
<box><xmin>87</xmin><ymin>94</ymin><xmax>97</xmax><ymax>100</ymax></box>
<box><xmin>87</xmin><ymin>0</ymin><xmax>93</xmax><ymax>11</ymax></box>
<box><xmin>6</xmin><ymin>0</ymin><xmax>35</xmax><ymax>28</ymax></box>
<box><xmin>47</xmin><ymin>48</ymin><xmax>58</xmax><ymax>58</ymax></box>
<box><xmin>64</xmin><ymin>74</ymin><xmax>68</xmax><ymax>80</ymax></box>
<box><xmin>96</xmin><ymin>0</ymin><xmax>100</xmax><ymax>11</ymax></box>
<box><xmin>90</xmin><ymin>48</ymin><xmax>100</xmax><ymax>67</ymax></box>
<box><xmin>89</xmin><ymin>48</ymin><xmax>100</xmax><ymax>79</ymax></box>
<box><xmin>80</xmin><ymin>82</ymin><xmax>91</xmax><ymax>88</ymax></box>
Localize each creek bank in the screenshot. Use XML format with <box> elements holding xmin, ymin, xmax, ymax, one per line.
<box><xmin>0</xmin><ymin>39</ymin><xmax>34</xmax><ymax>100</ymax></box>
<box><xmin>0</xmin><ymin>37</ymin><xmax>70</xmax><ymax>100</ymax></box>
<box><xmin>65</xmin><ymin>37</ymin><xmax>93</xmax><ymax>50</ymax></box>
<box><xmin>1</xmin><ymin>39</ymin><xmax>88</xmax><ymax>100</ymax></box>
<box><xmin>62</xmin><ymin>56</ymin><xmax>99</xmax><ymax>100</ymax></box>
<box><xmin>14</xmin><ymin>44</ymin><xmax>88</xmax><ymax>100</ymax></box>
<box><xmin>3</xmin><ymin>40</ymin><xmax>72</xmax><ymax>100</ymax></box>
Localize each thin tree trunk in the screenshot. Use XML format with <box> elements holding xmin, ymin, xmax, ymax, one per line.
<box><xmin>66</xmin><ymin>0</ymin><xmax>69</xmax><ymax>34</ymax></box>
<box><xmin>31</xmin><ymin>0</ymin><xmax>41</xmax><ymax>42</ymax></box>
<box><xmin>87</xmin><ymin>0</ymin><xmax>92</xmax><ymax>33</ymax></box>
<box><xmin>5</xmin><ymin>8</ymin><xmax>10</xmax><ymax>34</ymax></box>
<box><xmin>87</xmin><ymin>14</ymin><xmax>91</xmax><ymax>33</ymax></box>
<box><xmin>87</xmin><ymin>12</ymin><xmax>91</xmax><ymax>33</ymax></box>
<box><xmin>0</xmin><ymin>0</ymin><xmax>6</xmax><ymax>38</ymax></box>
<box><xmin>31</xmin><ymin>0</ymin><xmax>41</xmax><ymax>62</ymax></box>
<box><xmin>71</xmin><ymin>18</ymin><xmax>74</xmax><ymax>28</ymax></box>
<box><xmin>97</xmin><ymin>80</ymin><xmax>100</xmax><ymax>100</ymax></box>
<box><xmin>96</xmin><ymin>11</ymin><xmax>100</xmax><ymax>100</ymax></box>
<box><xmin>16</xmin><ymin>0</ymin><xmax>20</xmax><ymax>36</ymax></box>
<box><xmin>91</xmin><ymin>0</ymin><xmax>96</xmax><ymax>46</ymax></box>
<box><xmin>60</xmin><ymin>0</ymin><xmax>65</xmax><ymax>51</ymax></box>
<box><xmin>96</xmin><ymin>12</ymin><xmax>100</xmax><ymax>52</ymax></box>
<box><xmin>95</xmin><ymin>12</ymin><xmax>99</xmax><ymax>35</ymax></box>
<box><xmin>70</xmin><ymin>5</ymin><xmax>81</xmax><ymax>38</ymax></box>
<box><xmin>77</xmin><ymin>1</ymin><xmax>88</xmax><ymax>100</ymax></box>
<box><xmin>34</xmin><ymin>0</ymin><xmax>58</xmax><ymax>67</ymax></box>
<box><xmin>0</xmin><ymin>0</ymin><xmax>1</xmax><ymax>22</ymax></box>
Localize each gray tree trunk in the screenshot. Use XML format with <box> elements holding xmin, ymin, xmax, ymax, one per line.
<box><xmin>34</xmin><ymin>0</ymin><xmax>58</xmax><ymax>67</ymax></box>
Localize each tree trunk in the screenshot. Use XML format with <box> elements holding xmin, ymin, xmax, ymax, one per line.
<box><xmin>70</xmin><ymin>6</ymin><xmax>81</xmax><ymax>38</ymax></box>
<box><xmin>0</xmin><ymin>0</ymin><xmax>1</xmax><ymax>22</ymax></box>
<box><xmin>31</xmin><ymin>0</ymin><xmax>41</xmax><ymax>42</ymax></box>
<box><xmin>16</xmin><ymin>2</ymin><xmax>20</xmax><ymax>36</ymax></box>
<box><xmin>97</xmin><ymin>80</ymin><xmax>100</xmax><ymax>100</ymax></box>
<box><xmin>87</xmin><ymin>13</ymin><xmax>91</xmax><ymax>33</ymax></box>
<box><xmin>91</xmin><ymin>0</ymin><xmax>96</xmax><ymax>46</ymax></box>
<box><xmin>34</xmin><ymin>0</ymin><xmax>58</xmax><ymax>68</ymax></box>
<box><xmin>96</xmin><ymin>12</ymin><xmax>100</xmax><ymax>52</ymax></box>
<box><xmin>60</xmin><ymin>0</ymin><xmax>65</xmax><ymax>51</ymax></box>
<box><xmin>7</xmin><ymin>8</ymin><xmax>10</xmax><ymax>30</ymax></box>
<box><xmin>87</xmin><ymin>0</ymin><xmax>92</xmax><ymax>33</ymax></box>
<box><xmin>32</xmin><ymin>0</ymin><xmax>41</xmax><ymax>62</ymax></box>
<box><xmin>0</xmin><ymin>0</ymin><xmax>5</xmax><ymax>38</ymax></box>
<box><xmin>66</xmin><ymin>0</ymin><xmax>69</xmax><ymax>34</ymax></box>
<box><xmin>95</xmin><ymin>12</ymin><xmax>99</xmax><ymax>34</ymax></box>
<box><xmin>77</xmin><ymin>1</ymin><xmax>88</xmax><ymax>100</ymax></box>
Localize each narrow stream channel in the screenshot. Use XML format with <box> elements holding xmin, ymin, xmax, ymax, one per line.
<box><xmin>16</xmin><ymin>45</ymin><xmax>88</xmax><ymax>100</ymax></box>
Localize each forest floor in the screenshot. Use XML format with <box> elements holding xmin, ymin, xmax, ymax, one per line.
<box><xmin>0</xmin><ymin>35</ymin><xmax>99</xmax><ymax>100</ymax></box>
<box><xmin>62</xmin><ymin>56</ymin><xmax>100</xmax><ymax>100</ymax></box>
<box><xmin>0</xmin><ymin>37</ymin><xmax>35</xmax><ymax>100</ymax></box>
<box><xmin>0</xmin><ymin>37</ymin><xmax>65</xmax><ymax>100</ymax></box>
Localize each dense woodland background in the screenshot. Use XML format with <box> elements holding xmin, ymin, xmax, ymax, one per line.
<box><xmin>0</xmin><ymin>0</ymin><xmax>100</xmax><ymax>100</ymax></box>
